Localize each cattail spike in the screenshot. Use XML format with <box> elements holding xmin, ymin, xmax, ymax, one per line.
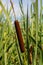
<box><xmin>14</xmin><ymin>20</ymin><xmax>25</xmax><ymax>53</ymax></box>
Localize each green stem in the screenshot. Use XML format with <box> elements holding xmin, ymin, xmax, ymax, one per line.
<box><xmin>4</xmin><ymin>44</ymin><xmax>7</xmax><ymax>65</ymax></box>
<box><xmin>15</xmin><ymin>36</ymin><xmax>23</xmax><ymax>65</ymax></box>
<box><xmin>39</xmin><ymin>0</ymin><xmax>42</xmax><ymax>65</ymax></box>
<box><xmin>26</xmin><ymin>4</ymin><xmax>29</xmax><ymax>65</ymax></box>
<box><xmin>34</xmin><ymin>0</ymin><xmax>38</xmax><ymax>65</ymax></box>
<box><xmin>40</xmin><ymin>0</ymin><xmax>42</xmax><ymax>43</ymax></box>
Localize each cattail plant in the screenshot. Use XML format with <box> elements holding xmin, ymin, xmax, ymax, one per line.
<box><xmin>10</xmin><ymin>0</ymin><xmax>25</xmax><ymax>53</ymax></box>
<box><xmin>10</xmin><ymin>1</ymin><xmax>25</xmax><ymax>65</ymax></box>
<box><xmin>10</xmin><ymin>0</ymin><xmax>25</xmax><ymax>52</ymax></box>
<box><xmin>29</xmin><ymin>45</ymin><xmax>33</xmax><ymax>64</ymax></box>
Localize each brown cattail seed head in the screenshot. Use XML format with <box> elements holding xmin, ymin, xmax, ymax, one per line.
<box><xmin>14</xmin><ymin>20</ymin><xmax>25</xmax><ymax>52</ymax></box>
<box><xmin>29</xmin><ymin>45</ymin><xmax>34</xmax><ymax>64</ymax></box>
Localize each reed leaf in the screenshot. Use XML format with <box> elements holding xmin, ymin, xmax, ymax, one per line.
<box><xmin>6</xmin><ymin>43</ymin><xmax>14</xmax><ymax>52</ymax></box>
<box><xmin>34</xmin><ymin>0</ymin><xmax>38</xmax><ymax>65</ymax></box>
<box><xmin>26</xmin><ymin>4</ymin><xmax>29</xmax><ymax>65</ymax></box>
<box><xmin>19</xmin><ymin>0</ymin><xmax>24</xmax><ymax>15</ymax></box>
<box><xmin>0</xmin><ymin>1</ymin><xmax>10</xmax><ymax>23</ymax></box>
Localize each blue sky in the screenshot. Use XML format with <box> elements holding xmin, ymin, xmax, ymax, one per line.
<box><xmin>1</xmin><ymin>0</ymin><xmax>41</xmax><ymax>20</ymax></box>
<box><xmin>1</xmin><ymin>0</ymin><xmax>31</xmax><ymax>17</ymax></box>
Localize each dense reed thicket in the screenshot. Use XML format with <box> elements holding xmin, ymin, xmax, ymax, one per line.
<box><xmin>0</xmin><ymin>0</ymin><xmax>43</xmax><ymax>65</ymax></box>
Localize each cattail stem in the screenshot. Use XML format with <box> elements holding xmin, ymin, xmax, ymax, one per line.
<box><xmin>15</xmin><ymin>36</ymin><xmax>23</xmax><ymax>65</ymax></box>
<box><xmin>10</xmin><ymin>0</ymin><xmax>16</xmax><ymax>20</ymax></box>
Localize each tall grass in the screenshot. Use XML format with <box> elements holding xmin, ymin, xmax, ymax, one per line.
<box><xmin>0</xmin><ymin>0</ymin><xmax>43</xmax><ymax>65</ymax></box>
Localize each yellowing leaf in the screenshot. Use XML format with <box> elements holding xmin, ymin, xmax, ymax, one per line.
<box><xmin>4</xmin><ymin>32</ymin><xmax>7</xmax><ymax>37</ymax></box>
